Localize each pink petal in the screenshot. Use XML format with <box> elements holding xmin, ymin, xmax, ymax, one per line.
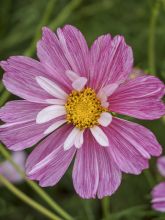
<box><xmin>46</xmin><ymin>99</ymin><xmax>66</xmax><ymax>105</ymax></box>
<box><xmin>0</xmin><ymin>100</ymin><xmax>46</xmax><ymax>123</ymax></box>
<box><xmin>72</xmin><ymin>131</ymin><xmax>122</xmax><ymax>199</ymax></box>
<box><xmin>0</xmin><ymin>56</ymin><xmax>54</xmax><ymax>103</ymax></box>
<box><xmin>151</xmin><ymin>182</ymin><xmax>165</xmax><ymax>212</ymax></box>
<box><xmin>89</xmin><ymin>34</ymin><xmax>133</xmax><ymax>90</ymax></box>
<box><xmin>26</xmin><ymin>125</ymin><xmax>76</xmax><ymax>187</ymax></box>
<box><xmin>96</xmin><ymin>145</ymin><xmax>122</xmax><ymax>198</ymax></box>
<box><xmin>110</xmin><ymin>75</ymin><xmax>165</xmax><ymax>120</ymax></box>
<box><xmin>37</xmin><ymin>27</ymin><xmax>72</xmax><ymax>90</ymax></box>
<box><xmin>157</xmin><ymin>156</ymin><xmax>165</xmax><ymax>177</ymax></box>
<box><xmin>57</xmin><ymin>25</ymin><xmax>89</xmax><ymax>78</ymax></box>
<box><xmin>104</xmin><ymin>117</ymin><xmax>162</xmax><ymax>174</ymax></box>
<box><xmin>0</xmin><ymin>101</ymin><xmax>55</xmax><ymax>150</ymax></box>
<box><xmin>0</xmin><ymin>120</ymin><xmax>53</xmax><ymax>150</ymax></box>
<box><xmin>72</xmin><ymin>132</ymin><xmax>99</xmax><ymax>199</ymax></box>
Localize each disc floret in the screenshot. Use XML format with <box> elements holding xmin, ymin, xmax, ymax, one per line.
<box><xmin>65</xmin><ymin>88</ymin><xmax>107</xmax><ymax>129</ymax></box>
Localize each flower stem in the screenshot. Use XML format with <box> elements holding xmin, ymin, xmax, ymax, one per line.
<box><xmin>143</xmin><ymin>169</ymin><xmax>155</xmax><ymax>188</ymax></box>
<box><xmin>102</xmin><ymin>197</ymin><xmax>110</xmax><ymax>219</ymax></box>
<box><xmin>0</xmin><ymin>174</ymin><xmax>62</xmax><ymax>220</ymax></box>
<box><xmin>148</xmin><ymin>0</ymin><xmax>161</xmax><ymax>74</ymax></box>
<box><xmin>0</xmin><ymin>143</ymin><xmax>73</xmax><ymax>220</ymax></box>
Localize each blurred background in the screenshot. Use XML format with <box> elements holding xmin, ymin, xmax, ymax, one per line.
<box><xmin>0</xmin><ymin>0</ymin><xmax>165</xmax><ymax>219</ymax></box>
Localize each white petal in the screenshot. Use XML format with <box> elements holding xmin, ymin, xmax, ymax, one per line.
<box><xmin>36</xmin><ymin>76</ymin><xmax>67</xmax><ymax>99</ymax></box>
<box><xmin>90</xmin><ymin>126</ymin><xmax>109</xmax><ymax>147</ymax></box>
<box><xmin>46</xmin><ymin>99</ymin><xmax>66</xmax><ymax>105</ymax></box>
<box><xmin>97</xmin><ymin>92</ymin><xmax>109</xmax><ymax>108</ymax></box>
<box><xmin>101</xmin><ymin>101</ymin><xmax>109</xmax><ymax>108</ymax></box>
<box><xmin>98</xmin><ymin>83</ymin><xmax>119</xmax><ymax>98</ymax></box>
<box><xmin>97</xmin><ymin>92</ymin><xmax>107</xmax><ymax>102</ymax></box>
<box><xmin>72</xmin><ymin>77</ymin><xmax>88</xmax><ymax>91</ymax></box>
<box><xmin>65</xmin><ymin>70</ymin><xmax>79</xmax><ymax>81</ymax></box>
<box><xmin>64</xmin><ymin>127</ymin><xmax>81</xmax><ymax>150</ymax></box>
<box><xmin>44</xmin><ymin>120</ymin><xmax>66</xmax><ymax>135</ymax></box>
<box><xmin>74</xmin><ymin>130</ymin><xmax>84</xmax><ymax>149</ymax></box>
<box><xmin>98</xmin><ymin>112</ymin><xmax>112</xmax><ymax>127</ymax></box>
<box><xmin>36</xmin><ymin>105</ymin><xmax>66</xmax><ymax>124</ymax></box>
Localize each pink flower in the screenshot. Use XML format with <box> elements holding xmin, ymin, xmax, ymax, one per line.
<box><xmin>157</xmin><ymin>156</ymin><xmax>165</xmax><ymax>177</ymax></box>
<box><xmin>0</xmin><ymin>151</ymin><xmax>26</xmax><ymax>184</ymax></box>
<box><xmin>151</xmin><ymin>157</ymin><xmax>165</xmax><ymax>212</ymax></box>
<box><xmin>151</xmin><ymin>182</ymin><xmax>165</xmax><ymax>212</ymax></box>
<box><xmin>0</xmin><ymin>25</ymin><xmax>164</xmax><ymax>198</ymax></box>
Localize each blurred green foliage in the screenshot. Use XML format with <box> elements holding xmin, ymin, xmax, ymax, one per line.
<box><xmin>0</xmin><ymin>0</ymin><xmax>165</xmax><ymax>219</ymax></box>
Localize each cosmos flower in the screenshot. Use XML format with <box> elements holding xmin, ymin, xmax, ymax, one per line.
<box><xmin>151</xmin><ymin>156</ymin><xmax>165</xmax><ymax>212</ymax></box>
<box><xmin>0</xmin><ymin>25</ymin><xmax>164</xmax><ymax>198</ymax></box>
<box><xmin>157</xmin><ymin>156</ymin><xmax>165</xmax><ymax>177</ymax></box>
<box><xmin>0</xmin><ymin>151</ymin><xmax>26</xmax><ymax>184</ymax></box>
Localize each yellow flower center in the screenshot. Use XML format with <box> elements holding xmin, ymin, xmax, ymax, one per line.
<box><xmin>65</xmin><ymin>88</ymin><xmax>107</xmax><ymax>129</ymax></box>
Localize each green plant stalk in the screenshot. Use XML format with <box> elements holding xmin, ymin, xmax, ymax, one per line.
<box><xmin>0</xmin><ymin>143</ymin><xmax>73</xmax><ymax>220</ymax></box>
<box><xmin>102</xmin><ymin>196</ymin><xmax>110</xmax><ymax>219</ymax></box>
<box><xmin>148</xmin><ymin>0</ymin><xmax>161</xmax><ymax>74</ymax></box>
<box><xmin>24</xmin><ymin>0</ymin><xmax>57</xmax><ymax>56</ymax></box>
<box><xmin>74</xmin><ymin>0</ymin><xmax>113</xmax><ymax>19</ymax></box>
<box><xmin>0</xmin><ymin>174</ymin><xmax>62</xmax><ymax>220</ymax></box>
<box><xmin>49</xmin><ymin>0</ymin><xmax>82</xmax><ymax>30</ymax></box>
<box><xmin>143</xmin><ymin>169</ymin><xmax>155</xmax><ymax>188</ymax></box>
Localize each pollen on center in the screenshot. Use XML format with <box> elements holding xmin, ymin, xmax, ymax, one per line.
<box><xmin>65</xmin><ymin>88</ymin><xmax>107</xmax><ymax>129</ymax></box>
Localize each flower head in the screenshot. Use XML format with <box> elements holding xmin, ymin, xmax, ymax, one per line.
<box><xmin>0</xmin><ymin>151</ymin><xmax>26</xmax><ymax>184</ymax></box>
<box><xmin>151</xmin><ymin>157</ymin><xmax>165</xmax><ymax>212</ymax></box>
<box><xmin>0</xmin><ymin>25</ymin><xmax>164</xmax><ymax>198</ymax></box>
<box><xmin>157</xmin><ymin>156</ymin><xmax>165</xmax><ymax>177</ymax></box>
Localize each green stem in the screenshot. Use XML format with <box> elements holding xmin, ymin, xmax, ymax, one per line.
<box><xmin>0</xmin><ymin>174</ymin><xmax>61</xmax><ymax>220</ymax></box>
<box><xmin>143</xmin><ymin>169</ymin><xmax>155</xmax><ymax>188</ymax></box>
<box><xmin>49</xmin><ymin>0</ymin><xmax>82</xmax><ymax>30</ymax></box>
<box><xmin>0</xmin><ymin>143</ymin><xmax>73</xmax><ymax>220</ymax></box>
<box><xmin>148</xmin><ymin>0</ymin><xmax>161</xmax><ymax>74</ymax></box>
<box><xmin>24</xmin><ymin>0</ymin><xmax>57</xmax><ymax>56</ymax></box>
<box><xmin>102</xmin><ymin>197</ymin><xmax>110</xmax><ymax>219</ymax></box>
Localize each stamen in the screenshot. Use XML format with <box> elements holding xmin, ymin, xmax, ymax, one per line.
<box><xmin>65</xmin><ymin>88</ymin><xmax>107</xmax><ymax>129</ymax></box>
